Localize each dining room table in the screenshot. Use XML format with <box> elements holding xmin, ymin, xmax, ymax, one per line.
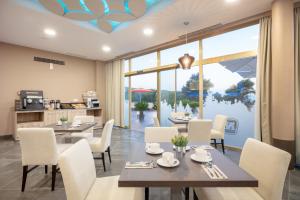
<box><xmin>46</xmin><ymin>122</ymin><xmax>97</xmax><ymax>134</ymax></box>
<box><xmin>118</xmin><ymin>142</ymin><xmax>258</xmax><ymax>200</ymax></box>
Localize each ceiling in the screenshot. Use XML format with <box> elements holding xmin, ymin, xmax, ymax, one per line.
<box><xmin>0</xmin><ymin>0</ymin><xmax>273</xmax><ymax>61</ymax></box>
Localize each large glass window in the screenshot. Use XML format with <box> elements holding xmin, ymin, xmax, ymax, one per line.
<box><xmin>203</xmin><ymin>25</ymin><xmax>259</xmax><ymax>59</ymax></box>
<box><xmin>131</xmin><ymin>52</ymin><xmax>157</xmax><ymax>71</ymax></box>
<box><xmin>176</xmin><ymin>67</ymin><xmax>199</xmax><ymax>117</ymax></box>
<box><xmin>160</xmin><ymin>41</ymin><xmax>199</xmax><ymax>66</ymax></box>
<box><xmin>131</xmin><ymin>73</ymin><xmax>157</xmax><ymax>131</ymax></box>
<box><xmin>203</xmin><ymin>57</ymin><xmax>257</xmax><ymax>148</ymax></box>
<box><xmin>160</xmin><ymin>70</ymin><xmax>176</xmax><ymax>126</ymax></box>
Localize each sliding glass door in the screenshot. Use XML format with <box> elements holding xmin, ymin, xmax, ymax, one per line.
<box><xmin>131</xmin><ymin>73</ymin><xmax>157</xmax><ymax>131</ymax></box>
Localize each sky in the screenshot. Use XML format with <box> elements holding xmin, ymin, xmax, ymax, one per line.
<box><xmin>125</xmin><ymin>24</ymin><xmax>259</xmax><ymax>92</ymax></box>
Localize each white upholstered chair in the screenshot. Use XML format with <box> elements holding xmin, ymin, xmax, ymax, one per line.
<box><xmin>194</xmin><ymin>138</ymin><xmax>291</xmax><ymax>200</ymax></box>
<box><xmin>58</xmin><ymin>139</ymin><xmax>144</xmax><ymax>200</ymax></box>
<box><xmin>144</xmin><ymin>127</ymin><xmax>178</xmax><ymax>143</ymax></box>
<box><xmin>170</xmin><ymin>112</ymin><xmax>188</xmax><ymax>132</ymax></box>
<box><xmin>88</xmin><ymin>119</ymin><xmax>114</xmax><ymax>171</ymax></box>
<box><xmin>18</xmin><ymin>128</ymin><xmax>72</xmax><ymax>191</ymax></box>
<box><xmin>211</xmin><ymin>115</ymin><xmax>227</xmax><ymax>153</ymax></box>
<box><xmin>187</xmin><ymin>119</ymin><xmax>212</xmax><ymax>144</ymax></box>
<box><xmin>71</xmin><ymin>115</ymin><xmax>94</xmax><ymax>140</ymax></box>
<box><xmin>153</xmin><ymin>116</ymin><xmax>160</xmax><ymax>127</ymax></box>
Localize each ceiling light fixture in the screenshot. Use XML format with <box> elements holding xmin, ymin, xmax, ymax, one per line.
<box><xmin>143</xmin><ymin>28</ymin><xmax>153</xmax><ymax>36</ymax></box>
<box><xmin>102</xmin><ymin>45</ymin><xmax>111</xmax><ymax>52</ymax></box>
<box><xmin>178</xmin><ymin>22</ymin><xmax>195</xmax><ymax>70</ymax></box>
<box><xmin>44</xmin><ymin>28</ymin><xmax>56</xmax><ymax>37</ymax></box>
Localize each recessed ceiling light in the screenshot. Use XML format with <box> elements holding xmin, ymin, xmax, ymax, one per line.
<box><xmin>225</xmin><ymin>0</ymin><xmax>237</xmax><ymax>3</ymax></box>
<box><xmin>44</xmin><ymin>28</ymin><xmax>56</xmax><ymax>37</ymax></box>
<box><xmin>143</xmin><ymin>28</ymin><xmax>153</xmax><ymax>36</ymax></box>
<box><xmin>102</xmin><ymin>45</ymin><xmax>111</xmax><ymax>52</ymax></box>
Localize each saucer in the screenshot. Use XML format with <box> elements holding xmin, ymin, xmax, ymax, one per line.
<box><xmin>146</xmin><ymin>148</ymin><xmax>164</xmax><ymax>155</ymax></box>
<box><xmin>157</xmin><ymin>158</ymin><xmax>180</xmax><ymax>168</ymax></box>
<box><xmin>191</xmin><ymin>154</ymin><xmax>212</xmax><ymax>163</ymax></box>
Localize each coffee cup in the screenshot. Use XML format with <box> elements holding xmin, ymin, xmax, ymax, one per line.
<box><xmin>146</xmin><ymin>143</ymin><xmax>160</xmax><ymax>152</ymax></box>
<box><xmin>162</xmin><ymin>152</ymin><xmax>175</xmax><ymax>165</ymax></box>
<box><xmin>195</xmin><ymin>148</ymin><xmax>209</xmax><ymax>159</ymax></box>
<box><xmin>57</xmin><ymin>120</ymin><xmax>62</xmax><ymax>126</ymax></box>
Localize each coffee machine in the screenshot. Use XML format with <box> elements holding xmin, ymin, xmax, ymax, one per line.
<box><xmin>20</xmin><ymin>90</ymin><xmax>44</xmax><ymax>110</ymax></box>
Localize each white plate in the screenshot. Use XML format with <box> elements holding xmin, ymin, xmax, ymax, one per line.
<box><xmin>157</xmin><ymin>158</ymin><xmax>180</xmax><ymax>168</ymax></box>
<box><xmin>173</xmin><ymin>145</ymin><xmax>191</xmax><ymax>151</ymax></box>
<box><xmin>190</xmin><ymin>154</ymin><xmax>212</xmax><ymax>163</ymax></box>
<box><xmin>146</xmin><ymin>148</ymin><xmax>164</xmax><ymax>155</ymax></box>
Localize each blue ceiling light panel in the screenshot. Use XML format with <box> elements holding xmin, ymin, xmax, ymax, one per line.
<box><xmin>39</xmin><ymin>0</ymin><xmax>161</xmax><ymax>33</ymax></box>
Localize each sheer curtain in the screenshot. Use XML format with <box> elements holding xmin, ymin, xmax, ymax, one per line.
<box><xmin>105</xmin><ymin>60</ymin><xmax>124</xmax><ymax>127</ymax></box>
<box><xmin>295</xmin><ymin>8</ymin><xmax>300</xmax><ymax>166</ymax></box>
<box><xmin>255</xmin><ymin>17</ymin><xmax>272</xmax><ymax>144</ymax></box>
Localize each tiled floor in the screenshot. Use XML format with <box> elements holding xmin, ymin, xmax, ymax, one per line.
<box><xmin>0</xmin><ymin>128</ymin><xmax>299</xmax><ymax>200</ymax></box>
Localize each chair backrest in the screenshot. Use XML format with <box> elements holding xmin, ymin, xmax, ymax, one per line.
<box><xmin>170</xmin><ymin>112</ymin><xmax>185</xmax><ymax>118</ymax></box>
<box><xmin>212</xmin><ymin>115</ymin><xmax>227</xmax><ymax>134</ymax></box>
<box><xmin>98</xmin><ymin>119</ymin><xmax>114</xmax><ymax>152</ymax></box>
<box><xmin>188</xmin><ymin>119</ymin><xmax>212</xmax><ymax>144</ymax></box>
<box><xmin>144</xmin><ymin>127</ymin><xmax>178</xmax><ymax>143</ymax></box>
<box><xmin>58</xmin><ymin>140</ymin><xmax>96</xmax><ymax>200</ymax></box>
<box><xmin>239</xmin><ymin>138</ymin><xmax>291</xmax><ymax>200</ymax></box>
<box><xmin>18</xmin><ymin>128</ymin><xmax>58</xmax><ymax>166</ymax></box>
<box><xmin>153</xmin><ymin>116</ymin><xmax>160</xmax><ymax>127</ymax></box>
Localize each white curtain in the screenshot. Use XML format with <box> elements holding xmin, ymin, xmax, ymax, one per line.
<box><xmin>105</xmin><ymin>60</ymin><xmax>124</xmax><ymax>127</ymax></box>
<box><xmin>295</xmin><ymin>8</ymin><xmax>300</xmax><ymax>165</ymax></box>
<box><xmin>255</xmin><ymin>17</ymin><xmax>272</xmax><ymax>144</ymax></box>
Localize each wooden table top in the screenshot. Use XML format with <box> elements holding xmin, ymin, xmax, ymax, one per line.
<box><xmin>46</xmin><ymin>122</ymin><xmax>96</xmax><ymax>133</ymax></box>
<box><xmin>168</xmin><ymin>117</ymin><xmax>190</xmax><ymax>125</ymax></box>
<box><xmin>118</xmin><ymin>143</ymin><xmax>258</xmax><ymax>188</ymax></box>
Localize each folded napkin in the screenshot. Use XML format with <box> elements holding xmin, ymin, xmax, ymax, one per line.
<box><xmin>125</xmin><ymin>161</ymin><xmax>153</xmax><ymax>169</ymax></box>
<box><xmin>191</xmin><ymin>145</ymin><xmax>214</xmax><ymax>150</ymax></box>
<box><xmin>201</xmin><ymin>165</ymin><xmax>228</xmax><ymax>179</ymax></box>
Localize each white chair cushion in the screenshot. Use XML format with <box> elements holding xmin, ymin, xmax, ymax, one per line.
<box><xmin>211</xmin><ymin>129</ymin><xmax>224</xmax><ymax>139</ymax></box>
<box><xmin>71</xmin><ymin>132</ymin><xmax>93</xmax><ymax>140</ymax></box>
<box><xmin>86</xmin><ymin>176</ymin><xmax>144</xmax><ymax>200</ymax></box>
<box><xmin>88</xmin><ymin>137</ymin><xmax>102</xmax><ymax>153</ymax></box>
<box><xmin>194</xmin><ymin>187</ymin><xmax>264</xmax><ymax>200</ymax></box>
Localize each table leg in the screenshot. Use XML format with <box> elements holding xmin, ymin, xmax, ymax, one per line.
<box><xmin>185</xmin><ymin>187</ymin><xmax>189</xmax><ymax>200</ymax></box>
<box><xmin>145</xmin><ymin>187</ymin><xmax>149</xmax><ymax>200</ymax></box>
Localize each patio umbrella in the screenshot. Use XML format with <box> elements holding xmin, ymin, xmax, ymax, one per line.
<box><xmin>131</xmin><ymin>89</ymin><xmax>153</xmax><ymax>102</ymax></box>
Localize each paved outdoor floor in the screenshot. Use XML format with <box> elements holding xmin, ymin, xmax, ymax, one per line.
<box><xmin>0</xmin><ymin>128</ymin><xmax>299</xmax><ymax>200</ymax></box>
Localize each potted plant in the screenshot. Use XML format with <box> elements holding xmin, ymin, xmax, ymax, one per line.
<box><xmin>134</xmin><ymin>101</ymin><xmax>148</xmax><ymax>120</ymax></box>
<box><xmin>171</xmin><ymin>135</ymin><xmax>189</xmax><ymax>154</ymax></box>
<box><xmin>60</xmin><ymin>117</ymin><xmax>68</xmax><ymax>124</ymax></box>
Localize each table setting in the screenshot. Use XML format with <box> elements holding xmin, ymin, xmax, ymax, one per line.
<box><xmin>123</xmin><ymin>135</ymin><xmax>228</xmax><ymax>180</ymax></box>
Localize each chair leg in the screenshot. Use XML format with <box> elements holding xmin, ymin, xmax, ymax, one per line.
<box><xmin>145</xmin><ymin>187</ymin><xmax>149</xmax><ymax>200</ymax></box>
<box><xmin>214</xmin><ymin>139</ymin><xmax>217</xmax><ymax>148</ymax></box>
<box><xmin>193</xmin><ymin>189</ymin><xmax>199</xmax><ymax>200</ymax></box>
<box><xmin>45</xmin><ymin>165</ymin><xmax>48</xmax><ymax>174</ymax></box>
<box><xmin>221</xmin><ymin>139</ymin><xmax>225</xmax><ymax>154</ymax></box>
<box><xmin>51</xmin><ymin>165</ymin><xmax>57</xmax><ymax>191</ymax></box>
<box><xmin>21</xmin><ymin>166</ymin><xmax>28</xmax><ymax>192</ymax></box>
<box><xmin>185</xmin><ymin>187</ymin><xmax>189</xmax><ymax>200</ymax></box>
<box><xmin>101</xmin><ymin>153</ymin><xmax>106</xmax><ymax>171</ymax></box>
<box><xmin>107</xmin><ymin>147</ymin><xmax>112</xmax><ymax>163</ymax></box>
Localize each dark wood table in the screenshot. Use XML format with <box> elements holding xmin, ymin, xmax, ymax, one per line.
<box><xmin>118</xmin><ymin>143</ymin><xmax>258</xmax><ymax>200</ymax></box>
<box><xmin>46</xmin><ymin>122</ymin><xmax>97</xmax><ymax>133</ymax></box>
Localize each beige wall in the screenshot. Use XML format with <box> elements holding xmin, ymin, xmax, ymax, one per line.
<box><xmin>0</xmin><ymin>42</ymin><xmax>105</xmax><ymax>135</ymax></box>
